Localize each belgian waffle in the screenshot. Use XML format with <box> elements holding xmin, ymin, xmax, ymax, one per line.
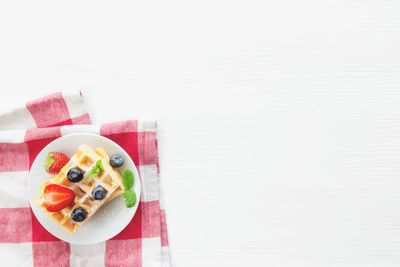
<box><xmin>35</xmin><ymin>144</ymin><xmax>124</xmax><ymax>234</ymax></box>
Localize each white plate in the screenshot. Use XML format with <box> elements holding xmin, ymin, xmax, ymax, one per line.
<box><xmin>28</xmin><ymin>133</ymin><xmax>141</xmax><ymax>244</ymax></box>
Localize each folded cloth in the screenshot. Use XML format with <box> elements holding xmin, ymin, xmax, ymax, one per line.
<box><xmin>0</xmin><ymin>91</ymin><xmax>170</xmax><ymax>267</ymax></box>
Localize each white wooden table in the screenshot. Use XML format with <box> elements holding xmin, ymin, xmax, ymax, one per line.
<box><xmin>1</xmin><ymin>1</ymin><xmax>400</xmax><ymax>266</ymax></box>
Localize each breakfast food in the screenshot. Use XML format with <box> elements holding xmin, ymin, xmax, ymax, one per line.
<box><xmin>110</xmin><ymin>154</ymin><xmax>124</xmax><ymax>167</ymax></box>
<box><xmin>43</xmin><ymin>184</ymin><xmax>75</xmax><ymax>212</ymax></box>
<box><xmin>35</xmin><ymin>144</ymin><xmax>127</xmax><ymax>234</ymax></box>
<box><xmin>44</xmin><ymin>152</ymin><xmax>70</xmax><ymax>174</ymax></box>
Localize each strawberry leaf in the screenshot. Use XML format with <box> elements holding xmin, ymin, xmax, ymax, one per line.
<box><xmin>43</xmin><ymin>153</ymin><xmax>55</xmax><ymax>170</ymax></box>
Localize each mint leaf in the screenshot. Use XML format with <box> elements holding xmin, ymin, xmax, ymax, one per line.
<box><xmin>87</xmin><ymin>160</ymin><xmax>103</xmax><ymax>178</ymax></box>
<box><xmin>121</xmin><ymin>169</ymin><xmax>136</xmax><ymax>208</ymax></box>
<box><xmin>123</xmin><ymin>189</ymin><xmax>136</xmax><ymax>208</ymax></box>
<box><xmin>122</xmin><ymin>169</ymin><xmax>134</xmax><ymax>189</ymax></box>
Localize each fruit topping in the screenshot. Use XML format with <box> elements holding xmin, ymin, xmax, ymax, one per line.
<box><xmin>92</xmin><ymin>186</ymin><xmax>107</xmax><ymax>200</ymax></box>
<box><xmin>67</xmin><ymin>168</ymin><xmax>84</xmax><ymax>183</ymax></box>
<box><xmin>110</xmin><ymin>154</ymin><xmax>124</xmax><ymax>167</ymax></box>
<box><xmin>71</xmin><ymin>208</ymin><xmax>87</xmax><ymax>222</ymax></box>
<box><xmin>44</xmin><ymin>152</ymin><xmax>70</xmax><ymax>175</ymax></box>
<box><xmin>44</xmin><ymin>184</ymin><xmax>75</xmax><ymax>212</ymax></box>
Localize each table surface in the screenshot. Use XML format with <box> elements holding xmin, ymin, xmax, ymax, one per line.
<box><xmin>1</xmin><ymin>1</ymin><xmax>400</xmax><ymax>266</ymax></box>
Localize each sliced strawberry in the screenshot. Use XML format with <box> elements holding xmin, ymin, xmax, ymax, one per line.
<box><xmin>44</xmin><ymin>152</ymin><xmax>70</xmax><ymax>175</ymax></box>
<box><xmin>44</xmin><ymin>184</ymin><xmax>75</xmax><ymax>212</ymax></box>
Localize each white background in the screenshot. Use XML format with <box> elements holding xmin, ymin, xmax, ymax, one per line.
<box><xmin>1</xmin><ymin>0</ymin><xmax>400</xmax><ymax>266</ymax></box>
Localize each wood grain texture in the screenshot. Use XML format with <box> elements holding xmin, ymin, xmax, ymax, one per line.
<box><xmin>1</xmin><ymin>0</ymin><xmax>400</xmax><ymax>266</ymax></box>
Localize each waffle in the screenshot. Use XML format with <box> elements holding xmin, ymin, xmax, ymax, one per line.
<box><xmin>35</xmin><ymin>144</ymin><xmax>124</xmax><ymax>234</ymax></box>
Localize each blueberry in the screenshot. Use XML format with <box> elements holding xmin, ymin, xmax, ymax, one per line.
<box><xmin>67</xmin><ymin>168</ymin><xmax>84</xmax><ymax>183</ymax></box>
<box><xmin>92</xmin><ymin>186</ymin><xmax>107</xmax><ymax>200</ymax></box>
<box><xmin>110</xmin><ymin>154</ymin><xmax>124</xmax><ymax>167</ymax></box>
<box><xmin>71</xmin><ymin>208</ymin><xmax>87</xmax><ymax>222</ymax></box>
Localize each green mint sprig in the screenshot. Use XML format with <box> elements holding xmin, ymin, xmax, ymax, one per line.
<box><xmin>87</xmin><ymin>160</ymin><xmax>103</xmax><ymax>178</ymax></box>
<box><xmin>123</xmin><ymin>189</ymin><xmax>136</xmax><ymax>208</ymax></box>
<box><xmin>122</xmin><ymin>169</ymin><xmax>136</xmax><ymax>208</ymax></box>
<box><xmin>122</xmin><ymin>169</ymin><xmax>134</xmax><ymax>189</ymax></box>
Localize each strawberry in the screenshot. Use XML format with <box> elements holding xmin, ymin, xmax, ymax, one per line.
<box><xmin>44</xmin><ymin>184</ymin><xmax>75</xmax><ymax>212</ymax></box>
<box><xmin>44</xmin><ymin>152</ymin><xmax>70</xmax><ymax>174</ymax></box>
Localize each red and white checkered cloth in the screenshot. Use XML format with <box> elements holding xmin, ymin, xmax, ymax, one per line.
<box><xmin>0</xmin><ymin>91</ymin><xmax>171</xmax><ymax>267</ymax></box>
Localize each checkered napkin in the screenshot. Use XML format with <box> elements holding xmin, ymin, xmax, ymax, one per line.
<box><xmin>0</xmin><ymin>91</ymin><xmax>170</xmax><ymax>267</ymax></box>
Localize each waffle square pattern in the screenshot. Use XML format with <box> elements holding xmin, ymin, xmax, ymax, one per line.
<box><xmin>35</xmin><ymin>144</ymin><xmax>124</xmax><ymax>234</ymax></box>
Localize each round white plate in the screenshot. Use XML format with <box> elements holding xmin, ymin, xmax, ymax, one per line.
<box><xmin>28</xmin><ymin>133</ymin><xmax>141</xmax><ymax>244</ymax></box>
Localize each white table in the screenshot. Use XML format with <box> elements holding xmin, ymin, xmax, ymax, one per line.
<box><xmin>1</xmin><ymin>1</ymin><xmax>400</xmax><ymax>266</ymax></box>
